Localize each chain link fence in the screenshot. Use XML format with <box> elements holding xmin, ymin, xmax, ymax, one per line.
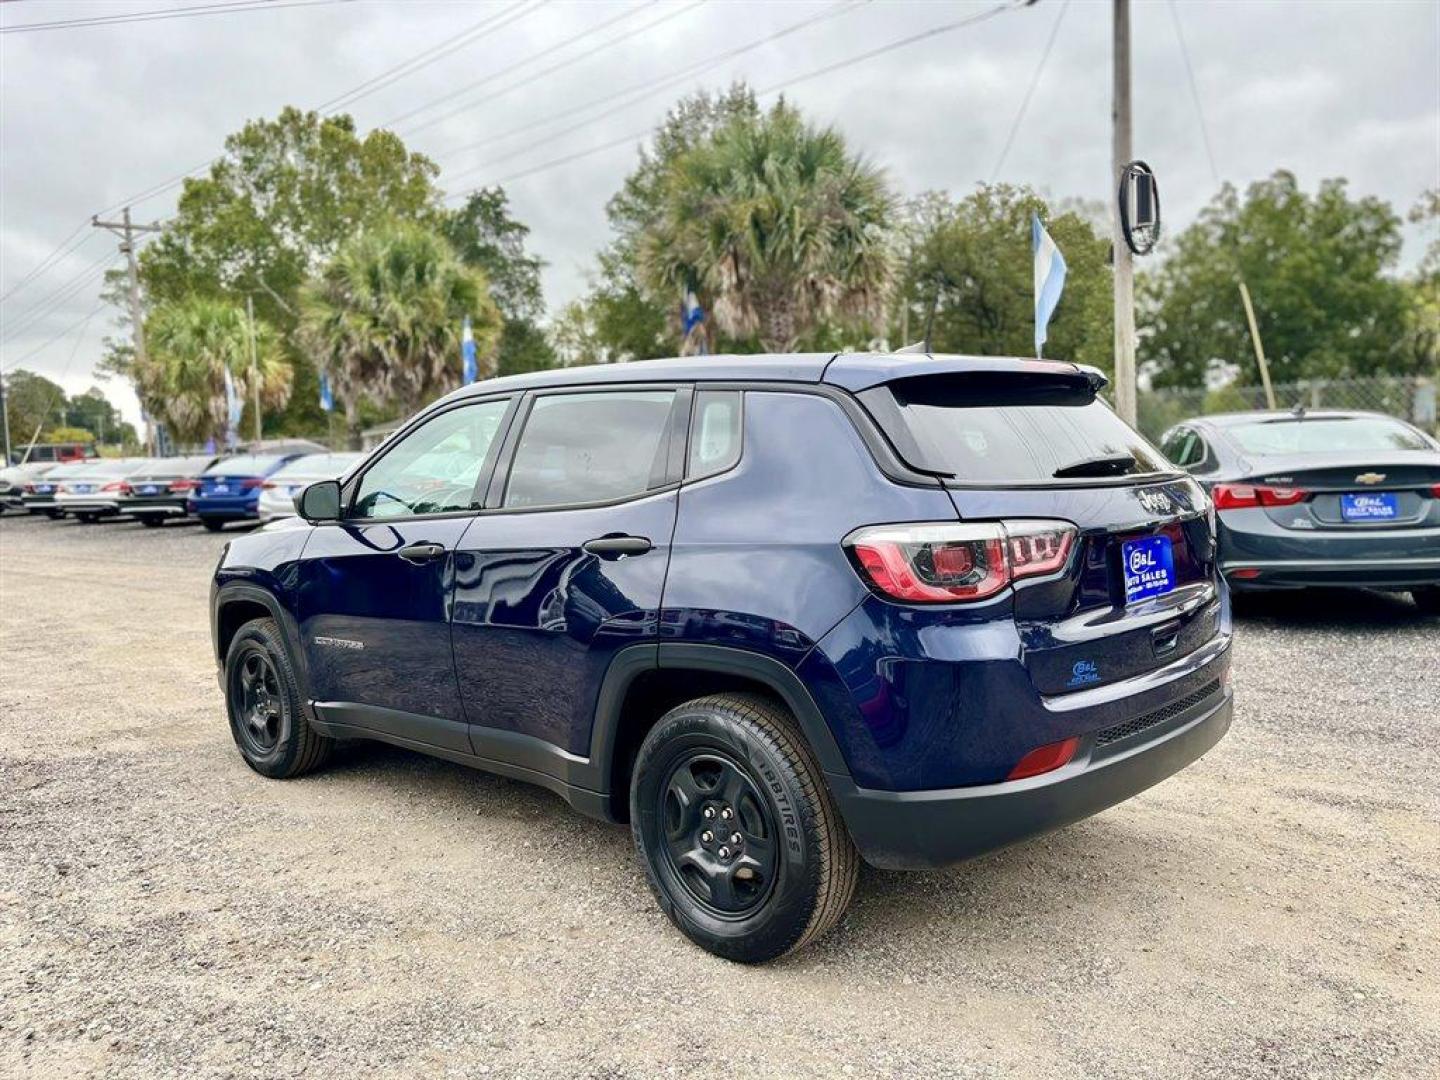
<box><xmin>1136</xmin><ymin>376</ymin><xmax>1438</xmax><ymax>442</ymax></box>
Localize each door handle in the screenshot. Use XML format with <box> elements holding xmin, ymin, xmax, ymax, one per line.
<box><xmin>396</xmin><ymin>541</ymin><xmax>446</xmax><ymax>565</ymax></box>
<box><xmin>582</xmin><ymin>534</ymin><xmax>653</xmax><ymax>559</ymax></box>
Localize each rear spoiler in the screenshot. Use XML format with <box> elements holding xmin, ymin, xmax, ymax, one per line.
<box><xmin>822</xmin><ymin>352</ymin><xmax>1108</xmax><ymax>395</ymax></box>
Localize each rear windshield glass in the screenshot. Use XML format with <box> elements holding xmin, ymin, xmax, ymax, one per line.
<box><xmin>860</xmin><ymin>375</ymin><xmax>1171</xmax><ymax>483</ymax></box>
<box><xmin>1226</xmin><ymin>417</ymin><xmax>1433</xmax><ymax>456</ymax></box>
<box><xmin>272</xmin><ymin>453</ymin><xmax>361</xmax><ymax>479</ymax></box>
<box><xmin>207</xmin><ymin>455</ymin><xmax>283</xmax><ymax>476</ymax></box>
<box><xmin>136</xmin><ymin>456</ymin><xmax>212</xmax><ymax>477</ymax></box>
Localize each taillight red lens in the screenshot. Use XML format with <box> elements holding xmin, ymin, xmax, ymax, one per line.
<box><xmin>260</xmin><ymin>481</ymin><xmax>279</xmax><ymax>490</ymax></box>
<box><xmin>100</xmin><ymin>481</ymin><xmax>129</xmax><ymax>494</ymax></box>
<box><xmin>170</xmin><ymin>479</ymin><xmax>197</xmax><ymax>492</ymax></box>
<box><xmin>1007</xmin><ymin>736</ymin><xmax>1080</xmax><ymax>780</ymax></box>
<box><xmin>846</xmin><ymin>520</ymin><xmax>1077</xmax><ymax>604</ymax></box>
<box><xmin>22</xmin><ymin>484</ymin><xmax>35</xmax><ymax>494</ymax></box>
<box><xmin>1430</xmin><ymin>483</ymin><xmax>1440</xmax><ymax>497</ymax></box>
<box><xmin>1212</xmin><ymin>483</ymin><xmax>1308</xmax><ymax>510</ymax></box>
<box><xmin>241</xmin><ymin>477</ymin><xmax>264</xmax><ymax>490</ymax></box>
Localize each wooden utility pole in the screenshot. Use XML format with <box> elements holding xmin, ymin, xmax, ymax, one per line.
<box><xmin>0</xmin><ymin>372</ymin><xmax>12</xmax><ymax>466</ymax></box>
<box><xmin>1237</xmin><ymin>281</ymin><xmax>1277</xmax><ymax>409</ymax></box>
<box><xmin>92</xmin><ymin>208</ymin><xmax>161</xmax><ymax>450</ymax></box>
<box><xmin>1111</xmin><ymin>0</ymin><xmax>1138</xmax><ymax>425</ymax></box>
<box><xmin>246</xmin><ymin>294</ymin><xmax>261</xmax><ymax>443</ymax></box>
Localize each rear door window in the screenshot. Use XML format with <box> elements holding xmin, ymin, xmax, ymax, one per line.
<box><xmin>503</xmin><ymin>390</ymin><xmax>678</xmax><ymax>509</ymax></box>
<box><xmin>860</xmin><ymin>374</ymin><xmax>1171</xmax><ymax>483</ymax></box>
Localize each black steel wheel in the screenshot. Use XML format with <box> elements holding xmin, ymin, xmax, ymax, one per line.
<box><xmin>631</xmin><ymin>693</ymin><xmax>858</xmax><ymax>963</ymax></box>
<box><xmin>230</xmin><ymin>646</ymin><xmax>284</xmax><ymax>756</ymax></box>
<box><xmin>658</xmin><ymin>750</ymin><xmax>780</xmax><ymax>917</ymax></box>
<box><xmin>223</xmin><ymin>617</ymin><xmax>332</xmax><ymax>778</ymax></box>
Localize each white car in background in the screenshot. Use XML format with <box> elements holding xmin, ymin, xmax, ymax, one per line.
<box><xmin>55</xmin><ymin>458</ymin><xmax>154</xmax><ymax>523</ymax></box>
<box><xmin>258</xmin><ymin>452</ymin><xmax>363</xmax><ymax>522</ymax></box>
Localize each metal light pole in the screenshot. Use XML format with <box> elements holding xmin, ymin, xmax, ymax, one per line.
<box><xmin>0</xmin><ymin>372</ymin><xmax>12</xmax><ymax>466</ymax></box>
<box><xmin>1111</xmin><ymin>0</ymin><xmax>1138</xmax><ymax>425</ymax></box>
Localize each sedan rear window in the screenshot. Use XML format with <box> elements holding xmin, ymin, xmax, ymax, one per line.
<box><xmin>860</xmin><ymin>374</ymin><xmax>1170</xmax><ymax>483</ymax></box>
<box><xmin>207</xmin><ymin>455</ymin><xmax>283</xmax><ymax>476</ymax></box>
<box><xmin>1226</xmin><ymin>417</ymin><xmax>1433</xmax><ymax>456</ymax></box>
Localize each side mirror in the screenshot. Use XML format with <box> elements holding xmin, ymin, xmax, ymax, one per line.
<box><xmin>297</xmin><ymin>479</ymin><xmax>341</xmax><ymax>522</ymax></box>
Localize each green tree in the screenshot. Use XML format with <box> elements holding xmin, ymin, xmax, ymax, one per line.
<box><xmin>1</xmin><ymin>369</ymin><xmax>67</xmax><ymax>447</ymax></box>
<box><xmin>579</xmin><ymin>85</ymin><xmax>761</xmax><ymax>360</ymax></box>
<box><xmin>65</xmin><ymin>387</ymin><xmax>137</xmax><ymax>447</ymax></box>
<box><xmin>444</xmin><ymin>187</ymin><xmax>556</xmax><ymax>376</ymax></box>
<box><xmin>141</xmin><ymin>297</ymin><xmax>292</xmax><ymax>447</ymax></box>
<box><xmin>893</xmin><ymin>187</ymin><xmax>1113</xmax><ymax>370</ymax></box>
<box><xmin>299</xmin><ymin>222</ymin><xmax>501</xmax><ymax>446</ymax></box>
<box><xmin>1141</xmin><ymin>171</ymin><xmax>1418</xmax><ymax>386</ymax></box>
<box><xmin>121</xmin><ymin>107</ymin><xmax>444</xmax><ymax>433</ymax></box>
<box><xmin>637</xmin><ymin>99</ymin><xmax>893</xmax><ymax>353</ymax></box>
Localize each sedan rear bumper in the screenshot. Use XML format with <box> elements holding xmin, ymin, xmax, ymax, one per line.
<box><xmin>1222</xmin><ymin>556</ymin><xmax>1440</xmax><ymax>590</ymax></box>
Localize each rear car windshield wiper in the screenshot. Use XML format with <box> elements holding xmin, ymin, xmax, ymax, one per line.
<box><xmin>1052</xmin><ymin>453</ymin><xmax>1136</xmax><ymax>478</ymax></box>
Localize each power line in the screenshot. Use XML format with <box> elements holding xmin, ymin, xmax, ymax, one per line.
<box><xmin>989</xmin><ymin>0</ymin><xmax>1069</xmax><ymax>183</ymax></box>
<box><xmin>317</xmin><ymin>0</ymin><xmax>549</xmax><ymax>115</ymax></box>
<box><xmin>391</xmin><ymin>0</ymin><xmax>689</xmax><ymax>136</ymax></box>
<box><xmin>1</xmin><ymin>297</ymin><xmax>109</xmax><ymax>377</ymax></box>
<box><xmin>439</xmin><ymin>0</ymin><xmax>867</xmax><ymax>187</ymax></box>
<box><xmin>2</xmin><ymin>249</ymin><xmax>118</xmax><ymax>344</ymax></box>
<box><xmin>0</xmin><ymin>224</ymin><xmax>93</xmax><ymax>305</ymax></box>
<box><xmin>1167</xmin><ymin>0</ymin><xmax>1221</xmax><ymax>186</ymax></box>
<box><xmin>0</xmin><ymin>0</ymin><xmax>354</xmax><ymax>35</ymax></box>
<box><xmin>451</xmin><ymin>0</ymin><xmax>1025</xmax><ymax>195</ymax></box>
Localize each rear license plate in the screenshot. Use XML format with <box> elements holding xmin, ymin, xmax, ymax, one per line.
<box><xmin>213</xmin><ymin>484</ymin><xmax>229</xmax><ymax>494</ymax></box>
<box><xmin>137</xmin><ymin>484</ymin><xmax>159</xmax><ymax>495</ymax></box>
<box><xmin>36</xmin><ymin>485</ymin><xmax>52</xmax><ymax>494</ymax></box>
<box><xmin>1340</xmin><ymin>492</ymin><xmax>1398</xmax><ymax>521</ymax></box>
<box><xmin>74</xmin><ymin>485</ymin><xmax>93</xmax><ymax>493</ymax></box>
<box><xmin>1123</xmin><ymin>535</ymin><xmax>1175</xmax><ymax>604</ymax></box>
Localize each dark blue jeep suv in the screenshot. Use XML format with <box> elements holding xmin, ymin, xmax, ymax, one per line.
<box><xmin>211</xmin><ymin>352</ymin><xmax>1233</xmax><ymax>962</ymax></box>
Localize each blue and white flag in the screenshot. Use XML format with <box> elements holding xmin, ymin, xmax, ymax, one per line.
<box><xmin>461</xmin><ymin>315</ymin><xmax>478</xmax><ymax>385</ymax></box>
<box><xmin>223</xmin><ymin>365</ymin><xmax>243</xmax><ymax>446</ymax></box>
<box><xmin>319</xmin><ymin>372</ymin><xmax>334</xmax><ymax>412</ymax></box>
<box><xmin>1032</xmin><ymin>214</ymin><xmax>1068</xmax><ymax>359</ymax></box>
<box><xmin>681</xmin><ymin>289</ymin><xmax>706</xmax><ymax>356</ymax></box>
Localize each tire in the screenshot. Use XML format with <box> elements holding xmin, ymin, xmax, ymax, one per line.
<box><xmin>76</xmin><ymin>512</ymin><xmax>97</xmax><ymax>524</ymax></box>
<box><xmin>139</xmin><ymin>516</ymin><xmax>164</xmax><ymax>528</ymax></box>
<box><xmin>630</xmin><ymin>692</ymin><xmax>859</xmax><ymax>964</ymax></box>
<box><xmin>44</xmin><ymin>509</ymin><xmax>63</xmax><ymax>519</ymax></box>
<box><xmin>202</xmin><ymin>518</ymin><xmax>226</xmax><ymax>532</ymax></box>
<box><xmin>1412</xmin><ymin>587</ymin><xmax>1440</xmax><ymax>615</ymax></box>
<box><xmin>223</xmin><ymin>617</ymin><xmax>332</xmax><ymax>779</ymax></box>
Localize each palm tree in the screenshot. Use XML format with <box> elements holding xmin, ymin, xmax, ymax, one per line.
<box><xmin>140</xmin><ymin>297</ymin><xmax>292</xmax><ymax>447</ymax></box>
<box><xmin>637</xmin><ymin>101</ymin><xmax>894</xmax><ymax>353</ymax></box>
<box><xmin>299</xmin><ymin>221</ymin><xmax>501</xmax><ymax>446</ymax></box>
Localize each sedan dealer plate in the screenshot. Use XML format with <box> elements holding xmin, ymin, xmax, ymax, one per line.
<box><xmin>1340</xmin><ymin>492</ymin><xmax>1398</xmax><ymax>522</ymax></box>
<box><xmin>1123</xmin><ymin>535</ymin><xmax>1175</xmax><ymax>604</ymax></box>
<box><xmin>137</xmin><ymin>484</ymin><xmax>160</xmax><ymax>495</ymax></box>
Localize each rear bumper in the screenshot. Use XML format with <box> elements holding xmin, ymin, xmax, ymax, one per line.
<box><xmin>56</xmin><ymin>498</ymin><xmax>124</xmax><ymax>515</ymax></box>
<box><xmin>831</xmin><ymin>684</ymin><xmax>1232</xmax><ymax>870</ymax></box>
<box><xmin>191</xmin><ymin>498</ymin><xmax>259</xmax><ymax>520</ymax></box>
<box><xmin>1222</xmin><ymin>556</ymin><xmax>1440</xmax><ymax>590</ymax></box>
<box><xmin>120</xmin><ymin>497</ymin><xmax>189</xmax><ymax>516</ymax></box>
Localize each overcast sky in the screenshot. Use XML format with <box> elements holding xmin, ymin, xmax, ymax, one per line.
<box><xmin>2</xmin><ymin>0</ymin><xmax>1436</xmax><ymax>431</ymax></box>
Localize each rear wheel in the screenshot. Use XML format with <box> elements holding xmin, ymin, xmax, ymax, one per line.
<box><xmin>139</xmin><ymin>515</ymin><xmax>165</xmax><ymax>528</ymax></box>
<box><xmin>44</xmin><ymin>509</ymin><xmax>63</xmax><ymax>519</ymax></box>
<box><xmin>1412</xmin><ymin>587</ymin><xmax>1440</xmax><ymax>615</ymax></box>
<box><xmin>224</xmin><ymin>617</ymin><xmax>332</xmax><ymax>778</ymax></box>
<box><xmin>76</xmin><ymin>512</ymin><xmax>97</xmax><ymax>524</ymax></box>
<box><xmin>202</xmin><ymin>518</ymin><xmax>226</xmax><ymax>532</ymax></box>
<box><xmin>630</xmin><ymin>692</ymin><xmax>859</xmax><ymax>963</ymax></box>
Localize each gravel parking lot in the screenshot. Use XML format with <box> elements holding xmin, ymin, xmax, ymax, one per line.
<box><xmin>2</xmin><ymin>511</ymin><xmax>1437</xmax><ymax>1079</ymax></box>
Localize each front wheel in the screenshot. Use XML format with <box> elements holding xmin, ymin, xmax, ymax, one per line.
<box><xmin>224</xmin><ymin>617</ymin><xmax>332</xmax><ymax>778</ymax></box>
<box><xmin>1412</xmin><ymin>587</ymin><xmax>1440</xmax><ymax>615</ymax></box>
<box><xmin>630</xmin><ymin>693</ymin><xmax>859</xmax><ymax>963</ymax></box>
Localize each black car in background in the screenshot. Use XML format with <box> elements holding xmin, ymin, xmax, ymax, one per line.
<box><xmin>1159</xmin><ymin>409</ymin><xmax>1440</xmax><ymax>612</ymax></box>
<box><xmin>118</xmin><ymin>454</ymin><xmax>221</xmax><ymax>527</ymax></box>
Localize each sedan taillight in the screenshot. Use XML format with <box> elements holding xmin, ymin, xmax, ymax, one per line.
<box><xmin>845</xmin><ymin>520</ymin><xmax>1077</xmax><ymax>604</ymax></box>
<box><xmin>101</xmin><ymin>481</ymin><xmax>130</xmax><ymax>494</ymax></box>
<box><xmin>1212</xmin><ymin>483</ymin><xmax>1308</xmax><ymax>510</ymax></box>
<box><xmin>241</xmin><ymin>478</ymin><xmax>265</xmax><ymax>490</ymax></box>
<box><xmin>170</xmin><ymin>479</ymin><xmax>198</xmax><ymax>492</ymax></box>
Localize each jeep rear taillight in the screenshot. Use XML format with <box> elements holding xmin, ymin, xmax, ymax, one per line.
<box><xmin>845</xmin><ymin>520</ymin><xmax>1077</xmax><ymax>604</ymax></box>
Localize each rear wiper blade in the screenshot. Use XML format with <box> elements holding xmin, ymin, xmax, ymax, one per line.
<box><xmin>1052</xmin><ymin>453</ymin><xmax>1136</xmax><ymax>478</ymax></box>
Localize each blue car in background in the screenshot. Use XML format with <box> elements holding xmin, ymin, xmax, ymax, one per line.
<box><xmin>191</xmin><ymin>441</ymin><xmax>327</xmax><ymax>531</ymax></box>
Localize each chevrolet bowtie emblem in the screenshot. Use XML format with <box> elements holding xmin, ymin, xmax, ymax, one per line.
<box><xmin>1354</xmin><ymin>472</ymin><xmax>1386</xmax><ymax>485</ymax></box>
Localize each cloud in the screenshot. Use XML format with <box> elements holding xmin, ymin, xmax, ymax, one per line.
<box><xmin>3</xmin><ymin>0</ymin><xmax>1436</xmax><ymax>430</ymax></box>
